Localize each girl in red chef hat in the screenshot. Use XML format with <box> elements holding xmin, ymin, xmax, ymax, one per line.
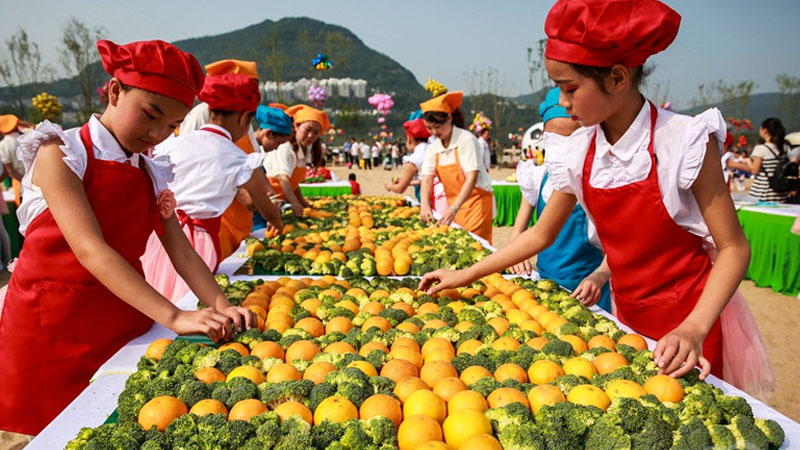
<box><xmin>421</xmin><ymin>0</ymin><xmax>773</xmax><ymax>397</ymax></box>
<box><xmin>0</xmin><ymin>40</ymin><xmax>256</xmax><ymax>435</ymax></box>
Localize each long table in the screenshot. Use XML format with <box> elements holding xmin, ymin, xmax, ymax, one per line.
<box><xmin>491</xmin><ymin>180</ymin><xmax>522</xmax><ymax>227</ymax></box>
<box><xmin>734</xmin><ymin>198</ymin><xmax>800</xmax><ymax>296</ymax></box>
<box><xmin>27</xmin><ymin>226</ymin><xmax>800</xmax><ymax>449</ymax></box>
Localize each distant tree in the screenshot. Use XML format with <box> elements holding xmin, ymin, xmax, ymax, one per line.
<box><xmin>0</xmin><ymin>29</ymin><xmax>54</xmax><ymax>116</ymax></box>
<box><xmin>648</xmin><ymin>80</ymin><xmax>672</xmax><ymax>106</ymax></box>
<box><xmin>324</xmin><ymin>32</ymin><xmax>351</xmax><ymax>73</ymax></box>
<box><xmin>463</xmin><ymin>67</ymin><xmax>514</xmax><ymax>150</ymax></box>
<box><xmin>690</xmin><ymin>79</ymin><xmax>755</xmax><ymax>119</ymax></box>
<box><xmin>526</xmin><ymin>38</ymin><xmax>549</xmax><ymax>105</ymax></box>
<box><xmin>60</xmin><ymin>18</ymin><xmax>105</xmax><ymax>122</ymax></box>
<box><xmin>776</xmin><ymin>74</ymin><xmax>800</xmax><ymax>130</ymax></box>
<box><xmin>263</xmin><ymin>29</ymin><xmax>288</xmax><ymax>103</ymax></box>
<box><xmin>333</xmin><ymin>103</ymin><xmax>368</xmax><ymax>137</ymax></box>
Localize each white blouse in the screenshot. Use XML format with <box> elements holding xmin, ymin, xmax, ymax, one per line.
<box><xmin>153</xmin><ymin>125</ymin><xmax>263</xmax><ymax>219</ymax></box>
<box><xmin>264</xmin><ymin>141</ymin><xmax>304</xmax><ymax>178</ymax></box>
<box><xmin>546</xmin><ymin>101</ymin><xmax>727</xmax><ymax>243</ymax></box>
<box><xmin>15</xmin><ymin>116</ymin><xmax>173</xmax><ymax>235</ymax></box>
<box><xmin>421</xmin><ymin>126</ymin><xmax>493</xmax><ymax>192</ymax></box>
<box><xmin>517</xmin><ymin>159</ymin><xmax>600</xmax><ymax>247</ymax></box>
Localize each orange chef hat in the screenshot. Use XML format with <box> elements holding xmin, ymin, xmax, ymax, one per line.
<box><xmin>0</xmin><ymin>114</ymin><xmax>20</xmax><ymax>134</ymax></box>
<box><xmin>420</xmin><ymin>91</ymin><xmax>463</xmax><ymax>114</ymax></box>
<box><xmin>285</xmin><ymin>104</ymin><xmax>330</xmax><ymax>133</ymax></box>
<box><xmin>204</xmin><ymin>59</ymin><xmax>258</xmax><ymax>79</ymax></box>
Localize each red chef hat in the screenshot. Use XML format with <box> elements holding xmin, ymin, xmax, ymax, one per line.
<box><xmin>544</xmin><ymin>0</ymin><xmax>681</xmax><ymax>67</ymax></box>
<box><xmin>199</xmin><ymin>73</ymin><xmax>261</xmax><ymax>112</ymax></box>
<box><xmin>97</xmin><ymin>39</ymin><xmax>205</xmax><ymax>107</ymax></box>
<box><xmin>403</xmin><ymin>118</ymin><xmax>430</xmax><ymax>140</ymax></box>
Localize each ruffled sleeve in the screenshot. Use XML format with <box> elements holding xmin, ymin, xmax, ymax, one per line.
<box><xmin>142</xmin><ymin>153</ymin><xmax>175</xmax><ymax>195</ymax></box>
<box><xmin>544</xmin><ymin>136</ymin><xmax>575</xmax><ymax>194</ymax></box>
<box><xmin>679</xmin><ymin>108</ymin><xmax>727</xmax><ymax>190</ymax></box>
<box><xmin>17</xmin><ymin>120</ymin><xmax>86</xmax><ymax>179</ymax></box>
<box><xmin>235</xmin><ymin>152</ymin><xmax>265</xmax><ymax>187</ymax></box>
<box><xmin>516</xmin><ymin>160</ymin><xmax>543</xmax><ymax>206</ymax></box>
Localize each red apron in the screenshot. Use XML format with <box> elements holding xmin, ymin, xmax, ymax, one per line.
<box><xmin>176</xmin><ymin>210</ymin><xmax>222</xmax><ymax>273</ymax></box>
<box><xmin>0</xmin><ymin>123</ymin><xmax>160</xmax><ymax>434</ymax></box>
<box><xmin>435</xmin><ymin>148</ymin><xmax>494</xmax><ymax>243</ymax></box>
<box><xmin>581</xmin><ymin>101</ymin><xmax>723</xmax><ymax>377</ymax></box>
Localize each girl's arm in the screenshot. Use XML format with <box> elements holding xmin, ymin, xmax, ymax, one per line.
<box><xmin>420</xmin><ymin>174</ymin><xmax>434</xmax><ymax>223</ymax></box>
<box><xmin>276</xmin><ymin>175</ymin><xmax>304</xmax><ymax>217</ymax></box>
<box><xmin>654</xmin><ymin>136</ymin><xmax>750</xmax><ymax>379</ymax></box>
<box><xmin>294</xmin><ymin>185</ymin><xmax>310</xmax><ymax>208</ymax></box>
<box><xmin>242</xmin><ymin>170</ymin><xmax>283</xmax><ymax>232</ymax></box>
<box><xmin>419</xmin><ymin>190</ymin><xmax>577</xmax><ymax>294</ymax></box>
<box><xmin>572</xmin><ymin>256</ymin><xmax>610</xmax><ymax>306</ymax></box>
<box><xmin>507</xmin><ymin>199</ymin><xmax>535</xmax><ymax>275</ymax></box>
<box><xmin>726</xmin><ymin>157</ymin><xmax>761</xmax><ymax>174</ymax></box>
<box><xmin>157</xmin><ymin>215</ymin><xmax>256</xmax><ymax>333</ymax></box>
<box><xmin>438</xmin><ymin>170</ymin><xmax>478</xmax><ymax>226</ymax></box>
<box><xmin>34</xmin><ymin>142</ymin><xmax>233</xmax><ymax>341</ymax></box>
<box><xmin>385</xmin><ymin>163</ymin><xmax>418</xmax><ymax>193</ymax></box>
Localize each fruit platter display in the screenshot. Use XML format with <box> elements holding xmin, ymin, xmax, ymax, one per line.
<box><xmin>66</xmin><ymin>274</ymin><xmax>786</xmax><ymax>450</ymax></box>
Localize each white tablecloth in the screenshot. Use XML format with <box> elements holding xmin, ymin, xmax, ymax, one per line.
<box><xmin>733</xmin><ymin>192</ymin><xmax>800</xmax><ymax>218</ymax></box>
<box><xmin>298</xmin><ymin>180</ymin><xmax>350</xmax><ymax>189</ymax></box>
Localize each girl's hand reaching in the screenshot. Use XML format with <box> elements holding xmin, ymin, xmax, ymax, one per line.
<box><xmin>572</xmin><ymin>276</ymin><xmax>602</xmax><ymax>306</ymax></box>
<box><xmin>653</xmin><ymin>322</ymin><xmax>712</xmax><ymax>379</ymax></box>
<box><xmin>168</xmin><ymin>308</ymin><xmax>233</xmax><ymax>342</ymax></box>
<box><xmin>418</xmin><ymin>269</ymin><xmax>473</xmax><ymax>295</ymax></box>
<box><xmin>220</xmin><ymin>305</ymin><xmax>258</xmax><ymax>333</ymax></box>
<box><xmin>508</xmin><ymin>259</ymin><xmax>532</xmax><ymax>276</ymax></box>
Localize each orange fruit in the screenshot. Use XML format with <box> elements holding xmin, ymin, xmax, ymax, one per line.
<box><xmin>616</xmin><ymin>334</ymin><xmax>648</xmax><ymax>352</ymax></box>
<box><xmin>454</xmin><ymin>321</ymin><xmax>474</xmax><ymax>333</ymax></box>
<box><xmin>442</xmin><ymin>408</ymin><xmax>493</xmax><ymax>449</ymax></box>
<box><xmin>392</xmin><ymin>302</ymin><xmax>416</xmax><ymax>317</ymax></box>
<box><xmin>527</xmin><ymin>360</ymin><xmax>565</xmax><ymax>385</ymax></box>
<box><xmin>457</xmin><ymin>339</ymin><xmax>484</xmax><ymax>356</ymax></box>
<box><xmin>392</xmin><ymin>337</ymin><xmax>421</xmax><ymax>353</ymax></box>
<box><xmin>421</xmin><ymin>338</ymin><xmax>455</xmax><ymax>358</ymax></box>
<box><xmin>394</xmin><ymin>376</ymin><xmax>430</xmax><ymax>404</ymax></box>
<box><xmin>303</xmin><ymin>362</ymin><xmax>338</xmax><ymax>384</ymax></box>
<box><xmin>218</xmin><ymin>342</ymin><xmax>249</xmax><ymax>357</ymax></box>
<box><xmin>486</xmin><ymin>317</ymin><xmax>509</xmax><ymax>336</ymax></box>
<box><xmin>396</xmin><ymin>321</ymin><xmax>420</xmax><ymax>334</ymax></box>
<box><xmin>432</xmin><ymin>377</ymin><xmax>468</xmax><ymax>401</ymax></box>
<box><xmin>295</xmin><ymin>317</ymin><xmax>325</xmax><ymax>338</ymax></box>
<box><xmin>494</xmin><ymin>363</ymin><xmax>528</xmax><ymax>384</ymax></box>
<box><xmin>447</xmin><ymin>390</ymin><xmax>488</xmax><ymax>413</ymax></box>
<box><xmin>393</xmin><ymin>259</ymin><xmax>410</xmax><ymax>276</ymax></box>
<box><xmin>422</xmin><ymin>319</ymin><xmax>448</xmax><ymax>330</ymax></box>
<box><xmin>274</xmin><ymin>401</ymin><xmax>313</xmax><ymax>425</ymax></box>
<box><xmin>361</xmin><ymin>301</ymin><xmax>386</xmax><ymax>315</ymax></box>
<box><xmin>563</xmin><ymin>357</ymin><xmax>597</xmax><ymax>380</ymax></box>
<box><xmin>226</xmin><ymin>365</ymin><xmax>265</xmax><ymax>385</ymax></box>
<box><xmin>265</xmin><ymin>320</ymin><xmax>291</xmax><ymax>333</ymax></box>
<box><xmin>416</xmin><ymin>303</ymin><xmax>439</xmax><ymax>316</ymax></box>
<box><xmin>266</xmin><ymin>363</ymin><xmax>301</xmax><ymax>383</ymax></box>
<box><xmin>247</xmin><ymin>305</ymin><xmax>268</xmax><ymax>321</ymax></box>
<box><xmin>300</xmin><ymin>298</ymin><xmax>322</xmax><ymax>317</ymax></box>
<box><xmin>527</xmin><ymin>384</ymin><xmax>566</xmax><ymax>413</ymax></box>
<box><xmin>587</xmin><ymin>335</ymin><xmax>616</xmax><ymax>351</ymax></box>
<box><xmin>359</xmin><ymin>341</ymin><xmax>390</xmax><ymax>357</ymax></box>
<box><xmin>189</xmin><ymin>399</ymin><xmax>228</xmax><ymax>417</ymax></box>
<box><xmin>325</xmin><ymin>341</ymin><xmax>357</xmax><ymax>355</ymax></box>
<box><xmin>506</xmin><ymin>309</ymin><xmax>532</xmax><ymax>325</ymax></box>
<box><xmin>251</xmin><ymin>341</ymin><xmax>285</xmax><ymax>361</ymax></box>
<box><xmin>560</xmin><ymin>335</ymin><xmax>588</xmax><ymax>355</ymax></box>
<box><xmin>567</xmin><ymin>385</ymin><xmax>611</xmax><ymax>411</ymax></box>
<box><xmin>195</xmin><ymin>367</ymin><xmax>226</xmax><ymax>385</ymax></box>
<box><xmin>460</xmin><ymin>366</ymin><xmax>493</xmax><ymax>386</ymax></box>
<box><xmin>325</xmin><ymin>316</ymin><xmax>354</xmax><ymax>335</ymax></box>
<box><xmin>285</xmin><ymin>340</ymin><xmax>320</xmax><ymax>362</ymax></box>
<box><xmin>359</xmin><ymin>394</ymin><xmax>403</xmax><ymax>427</ymax></box>
<box><xmin>228</xmin><ymin>399</ymin><xmax>268</xmax><ymax>422</ymax></box>
<box><xmin>459</xmin><ymin>433</ymin><xmax>502</xmax><ymax>450</ymax></box>
<box><xmin>138</xmin><ymin>396</ymin><xmax>187</xmax><ymax>431</ymax></box>
<box><xmin>390</xmin><ymin>346</ymin><xmax>424</xmax><ymax>369</ymax></box>
<box><xmin>605</xmin><ymin>379</ymin><xmax>647</xmax><ymax>400</ymax></box>
<box><xmin>420</xmin><ymin>361</ymin><xmax>458</xmax><ymax>388</ymax></box>
<box><xmin>377</xmin><ymin>258</ymin><xmax>393</xmax><ymax>276</ymax></box>
<box><xmin>415</xmin><ymin>442</ymin><xmax>453</xmax><ymax>450</ymax></box>
<box><xmin>397</xmin><ymin>415</ymin><xmax>443</xmax><ymax>450</ymax></box>
<box><xmin>520</xmin><ymin>320</ymin><xmax>544</xmax><ymax>336</ymax></box>
<box><xmin>362</xmin><ymin>316</ymin><xmax>392</xmax><ymax>333</ymax></box>
<box><xmin>381</xmin><ymin>358</ymin><xmax>419</xmax><ymax>384</ymax></box>
<box><xmin>487</xmin><ymin>387</ymin><xmax>529</xmax><ymax>409</ymax></box>
<box><xmin>491</xmin><ymin>336</ymin><xmax>521</xmax><ymax>352</ymax></box>
<box><xmin>347</xmin><ymin>360</ymin><xmax>378</xmax><ymax>378</ymax></box>
<box><xmin>526</xmin><ymin>337</ymin><xmax>549</xmax><ymax>350</ymax></box>
<box><xmin>314</xmin><ymin>396</ymin><xmax>359</xmax><ymax>424</ymax></box>
<box><xmin>404</xmin><ymin>390</ymin><xmax>447</xmax><ymax>423</ymax></box>
<box><xmin>593</xmin><ymin>352</ymin><xmax>629</xmax><ymax>375</ymax></box>
<box><xmin>643</xmin><ymin>375</ymin><xmax>685</xmax><ymax>403</ymax></box>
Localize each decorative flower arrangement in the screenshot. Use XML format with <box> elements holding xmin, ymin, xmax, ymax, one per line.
<box><xmin>469</xmin><ymin>112</ymin><xmax>493</xmax><ymax>133</ymax></box>
<box><xmin>308</xmin><ymin>85</ymin><xmax>328</xmax><ymax>107</ymax></box>
<box><xmin>32</xmin><ymin>92</ymin><xmax>62</xmax><ymax>121</ymax></box>
<box><xmin>425</xmin><ymin>78</ymin><xmax>448</xmax><ymax>97</ymax></box>
<box><xmin>312</xmin><ymin>53</ymin><xmax>332</xmax><ymax>71</ymax></box>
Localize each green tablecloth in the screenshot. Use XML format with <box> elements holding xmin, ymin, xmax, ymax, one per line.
<box><xmin>299</xmin><ymin>185</ymin><xmax>351</xmax><ymax>197</ymax></box>
<box><xmin>2</xmin><ymin>201</ymin><xmax>22</xmax><ymax>258</ymax></box>
<box><xmin>737</xmin><ymin>208</ymin><xmax>800</xmax><ymax>296</ymax></box>
<box><xmin>493</xmin><ymin>182</ymin><xmax>522</xmax><ymax>226</ymax></box>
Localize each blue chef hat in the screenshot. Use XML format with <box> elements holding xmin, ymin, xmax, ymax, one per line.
<box><xmin>255</xmin><ymin>105</ymin><xmax>293</xmax><ymax>135</ymax></box>
<box><xmin>538</xmin><ymin>87</ymin><xmax>571</xmax><ymax>124</ymax></box>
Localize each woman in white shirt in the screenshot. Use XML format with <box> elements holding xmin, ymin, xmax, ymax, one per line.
<box><xmin>419</xmin><ymin>91</ymin><xmax>494</xmax><ymax>242</ymax></box>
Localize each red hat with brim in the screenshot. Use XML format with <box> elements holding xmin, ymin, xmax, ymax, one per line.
<box><xmin>199</xmin><ymin>73</ymin><xmax>261</xmax><ymax>112</ymax></box>
<box><xmin>544</xmin><ymin>0</ymin><xmax>681</xmax><ymax>67</ymax></box>
<box><xmin>403</xmin><ymin>118</ymin><xmax>430</xmax><ymax>140</ymax></box>
<box><xmin>97</xmin><ymin>39</ymin><xmax>205</xmax><ymax>108</ymax></box>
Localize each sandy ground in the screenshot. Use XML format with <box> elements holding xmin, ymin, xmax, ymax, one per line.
<box><xmin>0</xmin><ymin>164</ymin><xmax>796</xmax><ymax>448</ymax></box>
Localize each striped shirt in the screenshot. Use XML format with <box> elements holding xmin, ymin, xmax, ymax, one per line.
<box><xmin>750</xmin><ymin>143</ymin><xmax>789</xmax><ymax>202</ymax></box>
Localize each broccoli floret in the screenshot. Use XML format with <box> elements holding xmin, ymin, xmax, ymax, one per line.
<box><xmin>479</xmin><ymin>300</ymin><xmax>504</xmax><ymax>319</ymax></box>
<box><xmin>335</xmin><ymin>419</ymin><xmax>373</xmax><ymax>448</ymax></box>
<box><xmin>211</xmin><ymin>383</ymin><xmax>232</xmax><ymax>408</ymax></box>
<box><xmin>495</xmin><ymin>422</ymin><xmax>548</xmax><ymax>450</ymax></box>
<box><xmin>227</xmin><ymin>377</ymin><xmax>259</xmax><ymax>407</ymax></box>
<box><xmin>590</xmin><ymin>365</ymin><xmax>637</xmax><ymax>390</ymax></box>
<box><xmin>108</xmin><ymin>422</ymin><xmax>146</xmax><ymax>450</ymax></box>
<box><xmin>541</xmin><ymin>339</ymin><xmax>576</xmax><ymax>358</ymax></box>
<box><xmin>726</xmin><ymin>415</ymin><xmax>769</xmax><ymax>450</ymax></box>
<box><xmin>670</xmin><ymin>416</ymin><xmax>711</xmax><ymax>450</ymax></box>
<box><xmin>261</xmin><ymin>356</ymin><xmax>283</xmax><ymax>373</ymax></box>
<box><xmin>260</xmin><ymin>379</ymin><xmax>315</xmax><ymax>409</ymax></box>
<box><xmin>359</xmin><ymin>258</ymin><xmax>376</xmax><ymax>277</ymax></box>
<box><xmin>469</xmin><ymin>377</ymin><xmax>500</xmax><ymax>398</ymax></box>
<box><xmin>753</xmin><ymin>418</ymin><xmax>785</xmax><ymax>448</ymax></box>
<box><xmin>678</xmin><ymin>383</ymin><xmax>724</xmax><ymax>426</ymax></box>
<box><xmin>317</xmin><ymin>305</ymin><xmax>356</xmax><ymax>322</ymax></box>
<box><xmin>309</xmin><ymin>382</ymin><xmax>337</xmax><ymax>411</ymax></box>
<box><xmin>510</xmin><ymin>344</ymin><xmax>538</xmax><ymax>370</ymax></box>
<box><xmin>234</xmin><ymin>328</ymin><xmax>266</xmax><ymax>349</ymax></box>
<box><xmin>431</xmin><ymin>326</ymin><xmax>461</xmax><ymax>343</ymax></box>
<box><xmin>362</xmin><ymin>416</ymin><xmax>397</xmax><ymax>445</ymax></box>
<box><xmin>318</xmin><ymin>331</ymin><xmax>346</xmax><ymax>348</ymax></box>
<box><xmin>457</xmin><ymin>307</ymin><xmax>487</xmax><ymax>326</ymax></box>
<box><xmin>66</xmin><ymin>427</ymin><xmax>96</xmax><ymax>450</ymax></box>
<box><xmin>161</xmin><ymin>339</ymin><xmax>191</xmax><ymax>361</ymax></box>
<box><xmin>377</xmin><ymin>308</ymin><xmax>409</xmax><ymax>327</ymax></box>
<box><xmin>272</xmin><ymin>415</ymin><xmax>313</xmax><ymax>450</ymax></box>
<box><xmin>352</xmin><ymin>311</ymin><xmax>374</xmax><ymax>328</ymax></box>
<box><xmin>368</xmin><ymin>376</ymin><xmax>396</xmax><ymax>395</ymax></box>
<box><xmin>248</xmin><ymin>411</ymin><xmax>281</xmax><ymax>448</ymax></box>
<box><xmin>707</xmin><ymin>424</ymin><xmax>737</xmax><ymax>449</ymax></box>
<box><xmin>551</xmin><ymin>374</ymin><xmax>591</xmax><ymax>397</ymax></box>
<box><xmin>164</xmin><ymin>413</ymin><xmax>198</xmax><ymax>448</ymax></box>
<box><xmin>336</xmin><ymin>382</ymin><xmax>370</xmax><ymax>408</ymax></box>
<box><xmin>630</xmin><ymin>350</ymin><xmax>660</xmax><ymax>382</ymax></box>
<box><xmin>639</xmin><ymin>394</ymin><xmax>681</xmax><ymax>431</ymax></box>
<box><xmin>262</xmin><ymin>328</ymin><xmax>282</xmax><ymax>342</ymax></box>
<box><xmin>176</xmin><ymin>379</ymin><xmax>210</xmax><ymax>408</ymax></box>
<box><xmin>715</xmin><ymin>393</ymin><xmax>754</xmax><ymax>423</ymax></box>
<box><xmin>215</xmin><ymin>273</ymin><xmax>231</xmax><ymax>288</ymax></box>
<box><xmin>216</xmin><ymin>349</ymin><xmax>243</xmax><ymax>375</ymax></box>
<box><xmin>292</xmin><ymin>358</ymin><xmax>312</xmax><ymax>372</ymax></box>
<box><xmin>534</xmin><ymin>402</ymin><xmax>585</xmax><ymax>450</ymax></box>
<box><xmin>311</xmin><ymin>419</ymin><xmax>346</xmax><ymax>449</ymax></box>
<box><xmin>154</xmin><ymin>356</ymin><xmax>181</xmax><ymax>376</ymax></box>
<box><xmin>603</xmin><ymin>396</ymin><xmax>648</xmax><ymax>433</ymax></box>
<box><xmin>556</xmin><ymin>322</ymin><xmax>581</xmax><ymax>338</ymax></box>
<box><xmin>326</xmin><ymin>366</ymin><xmax>371</xmax><ymax>388</ymax></box>
<box><xmin>484</xmin><ymin>401</ymin><xmax>535</xmax><ymax>432</ymax></box>
<box><xmin>333</xmin><ymin>353</ymin><xmax>366</xmax><ymax>370</ymax></box>
<box><xmin>584</xmin><ymin>413</ymin><xmax>632</xmax><ymax>450</ymax></box>
<box><xmin>290</xmin><ymin>305</ymin><xmax>311</xmax><ymax>322</ymax></box>
<box><xmin>365</xmin><ymin>350</ymin><xmax>390</xmax><ymax>371</ymax></box>
<box><xmin>117</xmin><ymin>388</ymin><xmax>150</xmax><ymax>423</ymax></box>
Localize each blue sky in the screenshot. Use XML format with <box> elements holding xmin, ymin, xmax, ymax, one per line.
<box><xmin>2</xmin><ymin>0</ymin><xmax>799</xmax><ymax>109</ymax></box>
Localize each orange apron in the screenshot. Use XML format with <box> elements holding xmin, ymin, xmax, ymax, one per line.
<box><xmin>217</xmin><ymin>133</ymin><xmax>257</xmax><ymax>260</ymax></box>
<box><xmin>435</xmin><ymin>148</ymin><xmax>493</xmax><ymax>243</ymax></box>
<box><xmin>268</xmin><ymin>149</ymin><xmax>306</xmax><ymax>200</ymax></box>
